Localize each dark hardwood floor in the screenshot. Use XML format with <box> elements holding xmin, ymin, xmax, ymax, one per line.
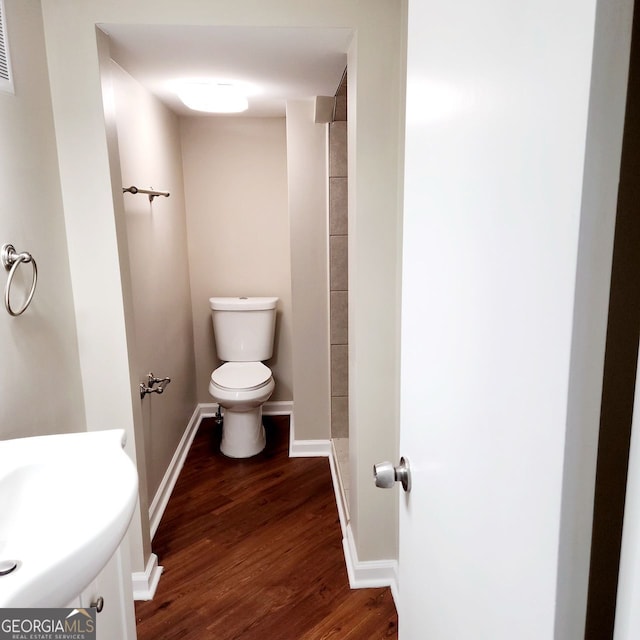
<box><xmin>135</xmin><ymin>416</ymin><xmax>398</xmax><ymax>639</ymax></box>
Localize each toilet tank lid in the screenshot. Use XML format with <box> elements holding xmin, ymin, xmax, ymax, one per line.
<box><xmin>209</xmin><ymin>296</ymin><xmax>278</xmax><ymax>311</ymax></box>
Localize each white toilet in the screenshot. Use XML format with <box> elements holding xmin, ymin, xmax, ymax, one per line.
<box><xmin>208</xmin><ymin>296</ymin><xmax>278</xmax><ymax>458</ymax></box>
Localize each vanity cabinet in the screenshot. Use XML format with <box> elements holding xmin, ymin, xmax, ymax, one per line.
<box><xmin>74</xmin><ymin>546</ymin><xmax>137</xmax><ymax>640</ymax></box>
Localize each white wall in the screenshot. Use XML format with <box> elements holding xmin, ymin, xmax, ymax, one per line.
<box><xmin>180</xmin><ymin>116</ymin><xmax>293</xmax><ymax>404</ymax></box>
<box><xmin>0</xmin><ymin>0</ymin><xmax>85</xmax><ymax>440</ymax></box>
<box><xmin>110</xmin><ymin>61</ymin><xmax>198</xmax><ymax>508</ymax></box>
<box><xmin>286</xmin><ymin>99</ymin><xmax>331</xmax><ymax>440</ymax></box>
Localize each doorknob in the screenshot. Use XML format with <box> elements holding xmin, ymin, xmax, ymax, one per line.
<box><xmin>373</xmin><ymin>457</ymin><xmax>411</xmax><ymax>492</ymax></box>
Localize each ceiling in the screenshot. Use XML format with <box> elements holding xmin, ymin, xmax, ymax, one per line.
<box><xmin>100</xmin><ymin>25</ymin><xmax>352</xmax><ymax>118</ymax></box>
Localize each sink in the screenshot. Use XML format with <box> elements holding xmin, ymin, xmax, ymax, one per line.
<box><xmin>0</xmin><ymin>429</ymin><xmax>138</xmax><ymax>607</ymax></box>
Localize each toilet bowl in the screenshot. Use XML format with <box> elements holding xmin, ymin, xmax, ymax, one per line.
<box><xmin>209</xmin><ymin>361</ymin><xmax>275</xmax><ymax>458</ymax></box>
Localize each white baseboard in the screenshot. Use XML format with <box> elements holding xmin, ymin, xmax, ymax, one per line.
<box><xmin>343</xmin><ymin>524</ymin><xmax>399</xmax><ymax>601</ymax></box>
<box><xmin>132</xmin><ymin>553</ymin><xmax>163</xmax><ymax>601</ymax></box>
<box><xmin>262</xmin><ymin>400</ymin><xmax>294</xmax><ymax>416</ymax></box>
<box><xmin>280</xmin><ymin>402</ymin><xmax>332</xmax><ymax>457</ymax></box>
<box><xmin>148</xmin><ymin>406</ymin><xmax>202</xmax><ymax>540</ymax></box>
<box><xmin>390</xmin><ymin>572</ymin><xmax>399</xmax><ymax>612</ymax></box>
<box><xmin>289</xmin><ymin>438</ymin><xmax>331</xmax><ymax>457</ymax></box>
<box><xmin>329</xmin><ymin>439</ymin><xmax>350</xmax><ymax>525</ymax></box>
<box><xmin>198</xmin><ymin>400</ymin><xmax>292</xmax><ymax>417</ymax></box>
<box><xmin>328</xmin><ymin>444</ymin><xmax>349</xmax><ymax>537</ymax></box>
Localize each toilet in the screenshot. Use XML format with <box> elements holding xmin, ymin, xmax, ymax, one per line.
<box><xmin>208</xmin><ymin>296</ymin><xmax>278</xmax><ymax>458</ymax></box>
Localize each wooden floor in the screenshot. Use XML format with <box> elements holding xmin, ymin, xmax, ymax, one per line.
<box><xmin>135</xmin><ymin>416</ymin><xmax>398</xmax><ymax>639</ymax></box>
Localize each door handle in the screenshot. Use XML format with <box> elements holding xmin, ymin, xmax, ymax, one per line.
<box><xmin>373</xmin><ymin>457</ymin><xmax>411</xmax><ymax>492</ymax></box>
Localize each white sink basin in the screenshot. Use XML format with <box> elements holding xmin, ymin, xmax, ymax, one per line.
<box><xmin>0</xmin><ymin>429</ymin><xmax>138</xmax><ymax>607</ymax></box>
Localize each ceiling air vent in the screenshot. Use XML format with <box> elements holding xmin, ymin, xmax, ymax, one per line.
<box><xmin>0</xmin><ymin>0</ymin><xmax>14</xmax><ymax>93</ymax></box>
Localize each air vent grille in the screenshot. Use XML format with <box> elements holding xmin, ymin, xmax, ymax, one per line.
<box><xmin>0</xmin><ymin>3</ymin><xmax>7</xmax><ymax>80</ymax></box>
<box><xmin>0</xmin><ymin>0</ymin><xmax>13</xmax><ymax>91</ymax></box>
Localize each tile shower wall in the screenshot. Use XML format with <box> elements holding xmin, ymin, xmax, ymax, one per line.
<box><xmin>330</xmin><ymin>76</ymin><xmax>348</xmax><ymax>439</ymax></box>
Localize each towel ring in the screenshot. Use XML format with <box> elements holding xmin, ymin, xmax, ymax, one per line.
<box><xmin>2</xmin><ymin>244</ymin><xmax>38</xmax><ymax>317</ymax></box>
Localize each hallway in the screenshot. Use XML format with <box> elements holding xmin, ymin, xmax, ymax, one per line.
<box><xmin>135</xmin><ymin>416</ymin><xmax>398</xmax><ymax>639</ymax></box>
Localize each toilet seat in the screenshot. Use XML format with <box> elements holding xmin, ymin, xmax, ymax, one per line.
<box><xmin>211</xmin><ymin>362</ymin><xmax>272</xmax><ymax>391</ymax></box>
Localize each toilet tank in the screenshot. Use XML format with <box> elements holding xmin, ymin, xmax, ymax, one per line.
<box><xmin>209</xmin><ymin>297</ymin><xmax>278</xmax><ymax>362</ymax></box>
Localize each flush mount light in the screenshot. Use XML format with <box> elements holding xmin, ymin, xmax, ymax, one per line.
<box><xmin>176</xmin><ymin>81</ymin><xmax>249</xmax><ymax>113</ymax></box>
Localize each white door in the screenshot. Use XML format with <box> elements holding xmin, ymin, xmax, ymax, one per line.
<box><xmin>614</xmin><ymin>342</ymin><xmax>640</xmax><ymax>639</ymax></box>
<box><xmin>397</xmin><ymin>0</ymin><xmax>629</xmax><ymax>638</ymax></box>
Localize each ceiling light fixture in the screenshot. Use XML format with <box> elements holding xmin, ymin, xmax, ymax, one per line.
<box><xmin>176</xmin><ymin>81</ymin><xmax>248</xmax><ymax>113</ymax></box>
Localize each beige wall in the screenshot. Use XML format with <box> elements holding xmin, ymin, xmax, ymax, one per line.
<box><xmin>40</xmin><ymin>0</ymin><xmax>405</xmax><ymax>568</ymax></box>
<box><xmin>346</xmin><ymin>17</ymin><xmax>404</xmax><ymax>560</ymax></box>
<box><xmin>180</xmin><ymin>117</ymin><xmax>293</xmax><ymax>404</ymax></box>
<box><xmin>110</xmin><ymin>62</ymin><xmax>198</xmax><ymax>507</ymax></box>
<box><xmin>0</xmin><ymin>0</ymin><xmax>85</xmax><ymax>440</ymax></box>
<box><xmin>286</xmin><ymin>99</ymin><xmax>331</xmax><ymax>440</ymax></box>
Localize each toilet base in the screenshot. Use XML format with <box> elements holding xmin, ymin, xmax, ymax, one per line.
<box><xmin>220</xmin><ymin>405</ymin><xmax>266</xmax><ymax>458</ymax></box>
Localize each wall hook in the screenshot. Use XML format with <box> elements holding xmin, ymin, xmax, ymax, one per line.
<box><xmin>140</xmin><ymin>372</ymin><xmax>171</xmax><ymax>398</ymax></box>
<box><xmin>122</xmin><ymin>186</ymin><xmax>170</xmax><ymax>203</ymax></box>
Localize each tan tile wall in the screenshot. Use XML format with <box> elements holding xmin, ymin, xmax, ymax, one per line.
<box><xmin>329</xmin><ymin>90</ymin><xmax>349</xmax><ymax>439</ymax></box>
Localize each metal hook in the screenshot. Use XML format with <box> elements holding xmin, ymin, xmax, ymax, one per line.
<box><xmin>140</xmin><ymin>372</ymin><xmax>172</xmax><ymax>398</ymax></box>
